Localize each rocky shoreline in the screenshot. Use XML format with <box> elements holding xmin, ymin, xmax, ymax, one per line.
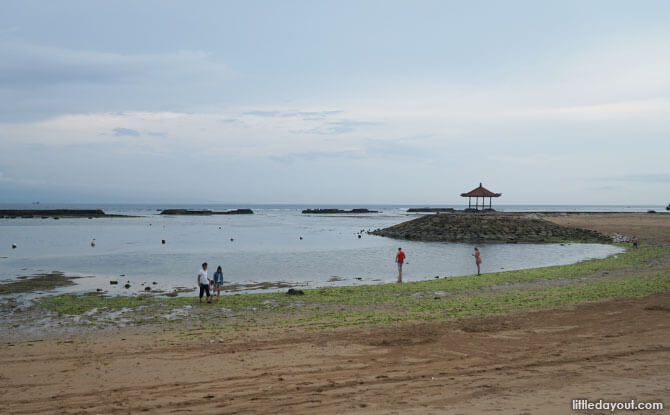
<box><xmin>371</xmin><ymin>211</ymin><xmax>611</xmax><ymax>243</ymax></box>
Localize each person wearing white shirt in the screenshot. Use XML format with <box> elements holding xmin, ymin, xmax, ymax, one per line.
<box><xmin>197</xmin><ymin>262</ymin><xmax>212</xmax><ymax>303</ymax></box>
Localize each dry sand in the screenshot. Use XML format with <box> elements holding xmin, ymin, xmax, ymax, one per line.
<box><xmin>1</xmin><ymin>213</ymin><xmax>669</xmax><ymax>414</ymax></box>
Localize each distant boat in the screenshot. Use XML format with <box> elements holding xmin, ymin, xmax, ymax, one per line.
<box><xmin>32</xmin><ymin>201</ymin><xmax>40</xmax><ymax>205</ymax></box>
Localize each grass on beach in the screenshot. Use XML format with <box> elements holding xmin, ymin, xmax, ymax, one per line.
<box><xmin>31</xmin><ymin>243</ymin><xmax>670</xmax><ymax>331</ymax></box>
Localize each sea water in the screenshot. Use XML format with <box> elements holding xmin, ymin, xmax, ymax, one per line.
<box><xmin>0</xmin><ymin>203</ymin><xmax>650</xmax><ymax>297</ymax></box>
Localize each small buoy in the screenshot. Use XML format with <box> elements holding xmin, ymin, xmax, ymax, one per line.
<box><xmin>144</xmin><ymin>286</ymin><xmax>151</xmax><ymax>291</ymax></box>
<box><xmin>124</xmin><ymin>283</ymin><xmax>131</xmax><ymax>289</ymax></box>
<box><xmin>11</xmin><ymin>243</ymin><xmax>17</xmax><ymax>249</ymax></box>
<box><xmin>299</xmin><ymin>236</ymin><xmax>303</xmax><ymax>240</ymax></box>
<box><xmin>161</xmin><ymin>239</ymin><xmax>165</xmax><ymax>244</ymax></box>
<box><xmin>218</xmin><ymin>226</ymin><xmax>221</xmax><ymax>229</ymax></box>
<box><xmin>230</xmin><ymin>238</ymin><xmax>234</xmax><ymax>242</ymax></box>
<box><xmin>357</xmin><ymin>234</ymin><xmax>361</xmax><ymax>239</ymax></box>
<box><xmin>90</xmin><ymin>239</ymin><xmax>96</xmax><ymax>247</ymax></box>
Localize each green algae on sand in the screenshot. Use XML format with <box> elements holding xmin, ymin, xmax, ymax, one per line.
<box><xmin>31</xmin><ymin>244</ymin><xmax>670</xmax><ymax>332</ymax></box>
<box><xmin>0</xmin><ymin>272</ymin><xmax>79</xmax><ymax>295</ymax></box>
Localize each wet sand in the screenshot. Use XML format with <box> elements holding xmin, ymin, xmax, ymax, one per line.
<box><xmin>1</xmin><ymin>213</ymin><xmax>669</xmax><ymax>414</ymax></box>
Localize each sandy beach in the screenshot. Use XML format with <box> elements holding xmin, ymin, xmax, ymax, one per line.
<box><xmin>1</xmin><ymin>213</ymin><xmax>669</xmax><ymax>414</ymax></box>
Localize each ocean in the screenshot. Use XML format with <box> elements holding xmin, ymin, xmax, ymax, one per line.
<box><xmin>2</xmin><ymin>203</ymin><xmax>659</xmax><ymax>297</ymax></box>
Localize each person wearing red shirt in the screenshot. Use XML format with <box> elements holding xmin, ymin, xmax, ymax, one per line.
<box><xmin>395</xmin><ymin>248</ymin><xmax>406</xmax><ymax>283</ymax></box>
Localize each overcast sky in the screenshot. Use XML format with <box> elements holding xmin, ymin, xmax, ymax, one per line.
<box><xmin>1</xmin><ymin>0</ymin><xmax>669</xmax><ymax>205</ymax></box>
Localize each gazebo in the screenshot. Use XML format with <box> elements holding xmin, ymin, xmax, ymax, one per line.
<box><xmin>461</xmin><ymin>183</ymin><xmax>502</xmax><ymax>210</ymax></box>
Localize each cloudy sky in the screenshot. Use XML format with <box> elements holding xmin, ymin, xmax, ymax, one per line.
<box><xmin>1</xmin><ymin>1</ymin><xmax>669</xmax><ymax>205</ymax></box>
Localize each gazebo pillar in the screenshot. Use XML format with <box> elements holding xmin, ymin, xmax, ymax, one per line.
<box><xmin>460</xmin><ymin>183</ymin><xmax>502</xmax><ymax>211</ymax></box>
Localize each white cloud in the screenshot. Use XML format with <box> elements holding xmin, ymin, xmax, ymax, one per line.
<box><xmin>502</xmin><ymin>98</ymin><xmax>670</xmax><ymax>122</ymax></box>
<box><xmin>1</xmin><ymin>28</ymin><xmax>669</xmax><ymax>204</ymax></box>
<box><xmin>0</xmin><ymin>41</ymin><xmax>231</xmax><ymax>87</ymax></box>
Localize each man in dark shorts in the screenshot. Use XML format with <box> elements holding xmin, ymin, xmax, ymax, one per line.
<box><xmin>395</xmin><ymin>247</ymin><xmax>406</xmax><ymax>283</ymax></box>
<box><xmin>197</xmin><ymin>262</ymin><xmax>212</xmax><ymax>303</ymax></box>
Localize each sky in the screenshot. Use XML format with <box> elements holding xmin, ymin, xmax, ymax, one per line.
<box><xmin>1</xmin><ymin>0</ymin><xmax>669</xmax><ymax>205</ymax></box>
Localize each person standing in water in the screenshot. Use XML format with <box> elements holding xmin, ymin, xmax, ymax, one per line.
<box><xmin>395</xmin><ymin>247</ymin><xmax>406</xmax><ymax>283</ymax></box>
<box><xmin>197</xmin><ymin>262</ymin><xmax>212</xmax><ymax>303</ymax></box>
<box><xmin>472</xmin><ymin>247</ymin><xmax>482</xmax><ymax>275</ymax></box>
<box><xmin>212</xmin><ymin>265</ymin><xmax>224</xmax><ymax>298</ymax></box>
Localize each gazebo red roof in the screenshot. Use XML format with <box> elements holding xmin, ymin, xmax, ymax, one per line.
<box><xmin>460</xmin><ymin>183</ymin><xmax>502</xmax><ymax>198</ymax></box>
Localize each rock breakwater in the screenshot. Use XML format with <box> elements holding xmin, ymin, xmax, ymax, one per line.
<box><xmin>160</xmin><ymin>209</ymin><xmax>254</xmax><ymax>215</ymax></box>
<box><xmin>370</xmin><ymin>212</ymin><xmax>610</xmax><ymax>243</ymax></box>
<box><xmin>0</xmin><ymin>209</ymin><xmax>127</xmax><ymax>218</ymax></box>
<box><xmin>302</xmin><ymin>208</ymin><xmax>379</xmax><ymax>214</ymax></box>
<box><xmin>407</xmin><ymin>208</ymin><xmax>455</xmax><ymax>213</ymax></box>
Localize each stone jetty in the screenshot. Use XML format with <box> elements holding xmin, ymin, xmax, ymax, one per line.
<box><xmin>370</xmin><ymin>211</ymin><xmax>610</xmax><ymax>243</ymax></box>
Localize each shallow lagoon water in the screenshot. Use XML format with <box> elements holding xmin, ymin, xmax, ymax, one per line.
<box><xmin>0</xmin><ymin>204</ymin><xmax>628</xmax><ymax>296</ymax></box>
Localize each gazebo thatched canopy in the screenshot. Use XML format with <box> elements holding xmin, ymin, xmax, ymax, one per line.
<box><xmin>461</xmin><ymin>183</ymin><xmax>502</xmax><ymax>210</ymax></box>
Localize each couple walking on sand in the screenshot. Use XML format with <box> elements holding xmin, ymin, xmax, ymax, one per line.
<box><xmin>197</xmin><ymin>262</ymin><xmax>224</xmax><ymax>303</ymax></box>
<box><xmin>394</xmin><ymin>246</ymin><xmax>483</xmax><ymax>283</ymax></box>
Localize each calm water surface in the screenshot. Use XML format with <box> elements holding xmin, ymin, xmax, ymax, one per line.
<box><xmin>0</xmin><ymin>204</ymin><xmax>640</xmax><ymax>296</ymax></box>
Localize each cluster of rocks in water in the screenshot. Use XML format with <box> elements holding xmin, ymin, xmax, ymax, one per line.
<box><xmin>0</xmin><ymin>209</ymin><xmax>125</xmax><ymax>219</ymax></box>
<box><xmin>302</xmin><ymin>208</ymin><xmax>378</xmax><ymax>214</ymax></box>
<box><xmin>370</xmin><ymin>212</ymin><xmax>611</xmax><ymax>243</ymax></box>
<box><xmin>407</xmin><ymin>207</ymin><xmax>455</xmax><ymax>213</ymax></box>
<box><xmin>611</xmin><ymin>233</ymin><xmax>632</xmax><ymax>243</ymax></box>
<box><xmin>159</xmin><ymin>209</ymin><xmax>254</xmax><ymax>215</ymax></box>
